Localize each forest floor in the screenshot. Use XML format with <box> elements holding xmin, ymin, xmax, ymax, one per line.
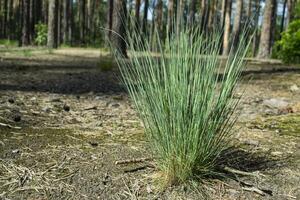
<box><xmin>0</xmin><ymin>48</ymin><xmax>300</xmax><ymax>200</ymax></box>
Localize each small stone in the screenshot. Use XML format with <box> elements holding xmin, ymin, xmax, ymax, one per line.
<box><xmin>271</xmin><ymin>151</ymin><xmax>283</xmax><ymax>156</ymax></box>
<box><xmin>42</xmin><ymin>107</ymin><xmax>51</xmax><ymax>112</ymax></box>
<box><xmin>290</xmin><ymin>84</ymin><xmax>299</xmax><ymax>92</ymax></box>
<box><xmin>244</xmin><ymin>139</ymin><xmax>259</xmax><ymax>146</ymax></box>
<box><xmin>30</xmin><ymin>97</ymin><xmax>37</xmax><ymax>101</ymax></box>
<box><xmin>89</xmin><ymin>141</ymin><xmax>98</xmax><ymax>147</ymax></box>
<box><xmin>8</xmin><ymin>98</ymin><xmax>15</xmax><ymax>104</ymax></box>
<box><xmin>12</xmin><ymin>149</ymin><xmax>20</xmax><ymax>154</ymax></box>
<box><xmin>111</xmin><ymin>103</ymin><xmax>120</xmax><ymax>108</ymax></box>
<box><xmin>63</xmin><ymin>104</ymin><xmax>70</xmax><ymax>112</ymax></box>
<box><xmin>263</xmin><ymin>98</ymin><xmax>289</xmax><ymax>109</ymax></box>
<box><xmin>13</xmin><ymin>114</ymin><xmax>21</xmax><ymax>122</ymax></box>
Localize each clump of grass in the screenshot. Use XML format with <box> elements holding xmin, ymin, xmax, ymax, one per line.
<box><xmin>113</xmin><ymin>28</ymin><xmax>250</xmax><ymax>185</ymax></box>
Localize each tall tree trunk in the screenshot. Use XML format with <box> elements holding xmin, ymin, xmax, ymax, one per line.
<box><xmin>257</xmin><ymin>0</ymin><xmax>276</xmax><ymax>58</ymax></box>
<box><xmin>42</xmin><ymin>0</ymin><xmax>48</xmax><ymax>23</ymax></box>
<box><xmin>29</xmin><ymin>0</ymin><xmax>34</xmax><ymax>43</ymax></box>
<box><xmin>142</xmin><ymin>0</ymin><xmax>149</xmax><ymax>34</ymax></box>
<box><xmin>21</xmin><ymin>0</ymin><xmax>30</xmax><ymax>45</ymax></box>
<box><xmin>3</xmin><ymin>0</ymin><xmax>8</xmax><ymax>37</ymax></box>
<box><xmin>8</xmin><ymin>0</ymin><xmax>14</xmax><ymax>39</ymax></box>
<box><xmin>252</xmin><ymin>0</ymin><xmax>260</xmax><ymax>56</ymax></box>
<box><xmin>200</xmin><ymin>0</ymin><xmax>209</xmax><ymax>31</ymax></box>
<box><xmin>79</xmin><ymin>0</ymin><xmax>86</xmax><ymax>44</ymax></box>
<box><xmin>57</xmin><ymin>0</ymin><xmax>61</xmax><ymax>46</ymax></box>
<box><xmin>155</xmin><ymin>0</ymin><xmax>163</xmax><ymax>35</ymax></box>
<box><xmin>232</xmin><ymin>0</ymin><xmax>243</xmax><ymax>48</ymax></box>
<box><xmin>246</xmin><ymin>0</ymin><xmax>252</xmax><ymax>19</ymax></box>
<box><xmin>270</xmin><ymin>0</ymin><xmax>277</xmax><ymax>51</ymax></box>
<box><xmin>176</xmin><ymin>0</ymin><xmax>184</xmax><ymax>35</ymax></box>
<box><xmin>62</xmin><ymin>0</ymin><xmax>68</xmax><ymax>43</ymax></box>
<box><xmin>135</xmin><ymin>0</ymin><xmax>141</xmax><ymax>28</ymax></box>
<box><xmin>68</xmin><ymin>0</ymin><xmax>73</xmax><ymax>44</ymax></box>
<box><xmin>167</xmin><ymin>0</ymin><xmax>174</xmax><ymax>32</ymax></box>
<box><xmin>188</xmin><ymin>0</ymin><xmax>196</xmax><ymax>26</ymax></box>
<box><xmin>280</xmin><ymin>0</ymin><xmax>287</xmax><ymax>33</ymax></box>
<box><xmin>47</xmin><ymin>0</ymin><xmax>57</xmax><ymax>48</ymax></box>
<box><xmin>207</xmin><ymin>0</ymin><xmax>216</xmax><ymax>31</ymax></box>
<box><xmin>221</xmin><ymin>0</ymin><xmax>226</xmax><ymax>27</ymax></box>
<box><xmin>286</xmin><ymin>0</ymin><xmax>294</xmax><ymax>26</ymax></box>
<box><xmin>106</xmin><ymin>0</ymin><xmax>113</xmax><ymax>41</ymax></box>
<box><xmin>111</xmin><ymin>0</ymin><xmax>127</xmax><ymax>57</ymax></box>
<box><xmin>222</xmin><ymin>0</ymin><xmax>232</xmax><ymax>56</ymax></box>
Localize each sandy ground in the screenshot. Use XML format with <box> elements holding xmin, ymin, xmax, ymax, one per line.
<box><xmin>0</xmin><ymin>48</ymin><xmax>300</xmax><ymax>200</ymax></box>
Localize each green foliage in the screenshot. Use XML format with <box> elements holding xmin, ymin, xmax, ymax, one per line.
<box><xmin>274</xmin><ymin>20</ymin><xmax>300</xmax><ymax>63</ymax></box>
<box><xmin>34</xmin><ymin>23</ymin><xmax>48</xmax><ymax>46</ymax></box>
<box><xmin>0</xmin><ymin>39</ymin><xmax>18</xmax><ymax>47</ymax></box>
<box><xmin>114</xmin><ymin>28</ymin><xmax>250</xmax><ymax>184</ymax></box>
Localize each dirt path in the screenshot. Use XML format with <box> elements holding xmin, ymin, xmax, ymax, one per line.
<box><xmin>0</xmin><ymin>49</ymin><xmax>299</xmax><ymax>199</ymax></box>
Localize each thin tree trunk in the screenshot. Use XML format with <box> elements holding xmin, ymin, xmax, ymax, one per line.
<box><xmin>222</xmin><ymin>0</ymin><xmax>232</xmax><ymax>56</ymax></box>
<box><xmin>62</xmin><ymin>0</ymin><xmax>68</xmax><ymax>43</ymax></box>
<box><xmin>79</xmin><ymin>0</ymin><xmax>86</xmax><ymax>44</ymax></box>
<box><xmin>200</xmin><ymin>0</ymin><xmax>209</xmax><ymax>31</ymax></box>
<box><xmin>270</xmin><ymin>0</ymin><xmax>277</xmax><ymax>51</ymax></box>
<box><xmin>221</xmin><ymin>0</ymin><xmax>226</xmax><ymax>27</ymax></box>
<box><xmin>68</xmin><ymin>0</ymin><xmax>73</xmax><ymax>44</ymax></box>
<box><xmin>29</xmin><ymin>0</ymin><xmax>34</xmax><ymax>43</ymax></box>
<box><xmin>257</xmin><ymin>0</ymin><xmax>276</xmax><ymax>58</ymax></box>
<box><xmin>167</xmin><ymin>0</ymin><xmax>174</xmax><ymax>32</ymax></box>
<box><xmin>286</xmin><ymin>0</ymin><xmax>294</xmax><ymax>26</ymax></box>
<box><xmin>280</xmin><ymin>0</ymin><xmax>287</xmax><ymax>33</ymax></box>
<box><xmin>252</xmin><ymin>0</ymin><xmax>260</xmax><ymax>56</ymax></box>
<box><xmin>106</xmin><ymin>0</ymin><xmax>113</xmax><ymax>41</ymax></box>
<box><xmin>135</xmin><ymin>0</ymin><xmax>141</xmax><ymax>28</ymax></box>
<box><xmin>142</xmin><ymin>0</ymin><xmax>149</xmax><ymax>35</ymax></box>
<box><xmin>47</xmin><ymin>0</ymin><xmax>57</xmax><ymax>48</ymax></box>
<box><xmin>207</xmin><ymin>0</ymin><xmax>216</xmax><ymax>31</ymax></box>
<box><xmin>21</xmin><ymin>0</ymin><xmax>30</xmax><ymax>45</ymax></box>
<box><xmin>232</xmin><ymin>0</ymin><xmax>243</xmax><ymax>48</ymax></box>
<box><xmin>111</xmin><ymin>0</ymin><xmax>127</xmax><ymax>57</ymax></box>
<box><xmin>246</xmin><ymin>0</ymin><xmax>252</xmax><ymax>19</ymax></box>
<box><xmin>176</xmin><ymin>0</ymin><xmax>184</xmax><ymax>35</ymax></box>
<box><xmin>57</xmin><ymin>0</ymin><xmax>61</xmax><ymax>46</ymax></box>
<box><xmin>188</xmin><ymin>0</ymin><xmax>196</xmax><ymax>26</ymax></box>
<box><xmin>155</xmin><ymin>0</ymin><xmax>163</xmax><ymax>35</ymax></box>
<box><xmin>8</xmin><ymin>0</ymin><xmax>14</xmax><ymax>39</ymax></box>
<box><xmin>3</xmin><ymin>0</ymin><xmax>8</xmax><ymax>37</ymax></box>
<box><xmin>42</xmin><ymin>0</ymin><xmax>48</xmax><ymax>23</ymax></box>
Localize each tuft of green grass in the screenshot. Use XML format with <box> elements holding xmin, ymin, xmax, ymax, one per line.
<box><xmin>114</xmin><ymin>27</ymin><xmax>250</xmax><ymax>185</ymax></box>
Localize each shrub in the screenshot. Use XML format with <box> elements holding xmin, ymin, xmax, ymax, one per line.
<box><xmin>35</xmin><ymin>23</ymin><xmax>48</xmax><ymax>46</ymax></box>
<box><xmin>113</xmin><ymin>28</ymin><xmax>249</xmax><ymax>185</ymax></box>
<box><xmin>274</xmin><ymin>20</ymin><xmax>300</xmax><ymax>63</ymax></box>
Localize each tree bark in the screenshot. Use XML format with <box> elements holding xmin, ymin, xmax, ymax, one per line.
<box><xmin>21</xmin><ymin>0</ymin><xmax>30</xmax><ymax>45</ymax></box>
<box><xmin>167</xmin><ymin>0</ymin><xmax>174</xmax><ymax>32</ymax></box>
<box><xmin>155</xmin><ymin>0</ymin><xmax>163</xmax><ymax>35</ymax></box>
<box><xmin>207</xmin><ymin>0</ymin><xmax>216</xmax><ymax>31</ymax></box>
<box><xmin>286</xmin><ymin>0</ymin><xmax>294</xmax><ymax>26</ymax></box>
<box><xmin>42</xmin><ymin>0</ymin><xmax>48</xmax><ymax>23</ymax></box>
<box><xmin>111</xmin><ymin>0</ymin><xmax>127</xmax><ymax>57</ymax></box>
<box><xmin>142</xmin><ymin>0</ymin><xmax>149</xmax><ymax>35</ymax></box>
<box><xmin>222</xmin><ymin>0</ymin><xmax>232</xmax><ymax>56</ymax></box>
<box><xmin>200</xmin><ymin>0</ymin><xmax>209</xmax><ymax>31</ymax></box>
<box><xmin>3</xmin><ymin>0</ymin><xmax>8</xmax><ymax>37</ymax></box>
<box><xmin>62</xmin><ymin>0</ymin><xmax>68</xmax><ymax>43</ymax></box>
<box><xmin>232</xmin><ymin>0</ymin><xmax>243</xmax><ymax>48</ymax></box>
<box><xmin>176</xmin><ymin>0</ymin><xmax>184</xmax><ymax>35</ymax></box>
<box><xmin>280</xmin><ymin>0</ymin><xmax>287</xmax><ymax>33</ymax></box>
<box><xmin>188</xmin><ymin>0</ymin><xmax>196</xmax><ymax>26</ymax></box>
<box><xmin>257</xmin><ymin>0</ymin><xmax>276</xmax><ymax>58</ymax></box>
<box><xmin>246</xmin><ymin>0</ymin><xmax>252</xmax><ymax>19</ymax></box>
<box><xmin>252</xmin><ymin>0</ymin><xmax>260</xmax><ymax>56</ymax></box>
<box><xmin>68</xmin><ymin>0</ymin><xmax>73</xmax><ymax>44</ymax></box>
<box><xmin>79</xmin><ymin>0</ymin><xmax>86</xmax><ymax>44</ymax></box>
<box><xmin>135</xmin><ymin>0</ymin><xmax>141</xmax><ymax>28</ymax></box>
<box><xmin>221</xmin><ymin>0</ymin><xmax>226</xmax><ymax>27</ymax></box>
<box><xmin>106</xmin><ymin>0</ymin><xmax>114</xmax><ymax>41</ymax></box>
<box><xmin>47</xmin><ymin>0</ymin><xmax>57</xmax><ymax>48</ymax></box>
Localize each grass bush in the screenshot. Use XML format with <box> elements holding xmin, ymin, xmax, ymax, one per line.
<box><xmin>113</xmin><ymin>28</ymin><xmax>250</xmax><ymax>185</ymax></box>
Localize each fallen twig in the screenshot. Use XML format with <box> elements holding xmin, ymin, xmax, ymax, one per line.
<box><xmin>223</xmin><ymin>166</ymin><xmax>265</xmax><ymax>177</ymax></box>
<box><xmin>0</xmin><ymin>122</ymin><xmax>21</xmax><ymax>129</ymax></box>
<box><xmin>115</xmin><ymin>157</ymin><xmax>153</xmax><ymax>165</ymax></box>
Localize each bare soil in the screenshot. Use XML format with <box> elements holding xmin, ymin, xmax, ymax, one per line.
<box><xmin>0</xmin><ymin>48</ymin><xmax>299</xmax><ymax>200</ymax></box>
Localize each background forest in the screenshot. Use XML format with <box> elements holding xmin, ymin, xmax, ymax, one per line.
<box><xmin>0</xmin><ymin>0</ymin><xmax>299</xmax><ymax>62</ymax></box>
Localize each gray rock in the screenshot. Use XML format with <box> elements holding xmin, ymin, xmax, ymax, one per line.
<box><xmin>290</xmin><ymin>84</ymin><xmax>299</xmax><ymax>92</ymax></box>
<box><xmin>262</xmin><ymin>98</ymin><xmax>289</xmax><ymax>109</ymax></box>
